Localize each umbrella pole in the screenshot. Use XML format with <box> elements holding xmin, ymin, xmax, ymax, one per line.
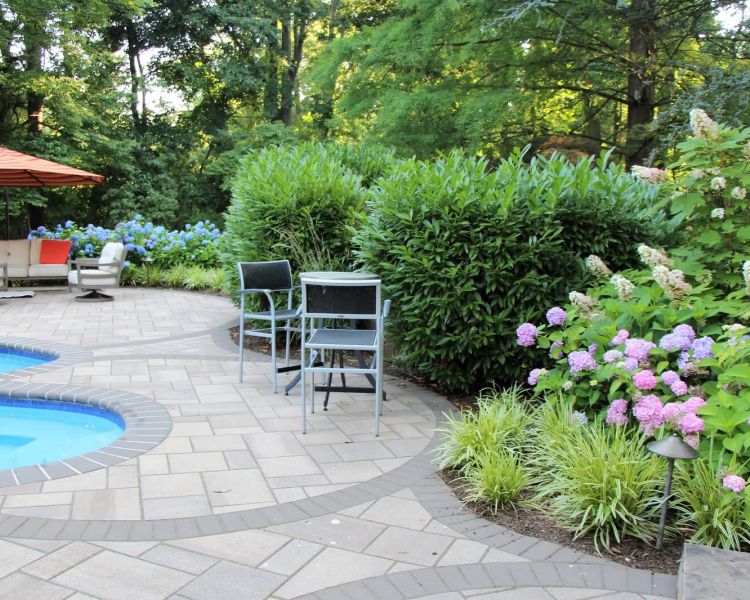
<box><xmin>3</xmin><ymin>187</ymin><xmax>8</xmax><ymax>241</ymax></box>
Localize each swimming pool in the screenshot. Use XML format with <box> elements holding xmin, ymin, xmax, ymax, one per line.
<box><xmin>0</xmin><ymin>400</ymin><xmax>125</xmax><ymax>470</ymax></box>
<box><xmin>0</xmin><ymin>347</ymin><xmax>53</xmax><ymax>373</ymax></box>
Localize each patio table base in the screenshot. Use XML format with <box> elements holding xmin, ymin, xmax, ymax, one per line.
<box><xmin>75</xmin><ymin>290</ymin><xmax>115</xmax><ymax>302</ymax></box>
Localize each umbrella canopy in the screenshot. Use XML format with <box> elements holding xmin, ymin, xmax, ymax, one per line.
<box><xmin>0</xmin><ymin>147</ymin><xmax>103</xmax><ymax>187</ymax></box>
<box><xmin>0</xmin><ymin>147</ymin><xmax>104</xmax><ymax>239</ymax></box>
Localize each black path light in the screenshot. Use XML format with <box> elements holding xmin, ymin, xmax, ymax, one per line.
<box><xmin>647</xmin><ymin>434</ymin><xmax>698</xmax><ymax>549</ymax></box>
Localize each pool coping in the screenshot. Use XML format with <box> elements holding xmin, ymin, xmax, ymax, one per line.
<box><xmin>0</xmin><ymin>336</ymin><xmax>93</xmax><ymax>380</ymax></box>
<box><xmin>0</xmin><ymin>381</ymin><xmax>172</xmax><ymax>487</ymax></box>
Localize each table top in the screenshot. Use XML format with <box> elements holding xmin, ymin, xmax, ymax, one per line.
<box><xmin>300</xmin><ymin>271</ymin><xmax>378</xmax><ymax>281</ymax></box>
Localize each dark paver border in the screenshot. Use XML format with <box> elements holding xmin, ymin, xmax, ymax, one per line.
<box><xmin>0</xmin><ymin>335</ymin><xmax>93</xmax><ymax>380</ymax></box>
<box><xmin>294</xmin><ymin>561</ymin><xmax>677</xmax><ymax>599</ymax></box>
<box><xmin>0</xmin><ymin>387</ymin><xmax>444</xmax><ymax>541</ymax></box>
<box><xmin>0</xmin><ymin>380</ymin><xmax>171</xmax><ymax>487</ymax></box>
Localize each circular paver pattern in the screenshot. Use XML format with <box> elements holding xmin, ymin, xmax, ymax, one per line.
<box><xmin>0</xmin><ymin>381</ymin><xmax>171</xmax><ymax>488</ymax></box>
<box><xmin>0</xmin><ymin>288</ymin><xmax>678</xmax><ymax>600</ymax></box>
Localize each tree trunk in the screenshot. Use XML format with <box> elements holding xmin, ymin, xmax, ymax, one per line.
<box><xmin>264</xmin><ymin>31</ymin><xmax>280</xmax><ymax>121</ymax></box>
<box><xmin>625</xmin><ymin>0</ymin><xmax>657</xmax><ymax>166</ymax></box>
<box><xmin>280</xmin><ymin>19</ymin><xmax>293</xmax><ymax>125</ymax></box>
<box><xmin>126</xmin><ymin>20</ymin><xmax>142</xmax><ymax>131</ymax></box>
<box><xmin>328</xmin><ymin>0</ymin><xmax>340</xmax><ymax>39</ymax></box>
<box><xmin>25</xmin><ymin>40</ymin><xmax>44</xmax><ymax>135</ymax></box>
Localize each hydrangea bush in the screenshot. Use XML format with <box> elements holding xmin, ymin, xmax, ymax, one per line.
<box><xmin>512</xmin><ymin>111</ymin><xmax>750</xmax><ymax>549</ymax></box>
<box><xmin>28</xmin><ymin>215</ymin><xmax>224</xmax><ymax>270</ymax></box>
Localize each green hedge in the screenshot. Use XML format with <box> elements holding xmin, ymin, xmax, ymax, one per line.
<box><xmin>355</xmin><ymin>151</ymin><xmax>669</xmax><ymax>392</ymax></box>
<box><xmin>222</xmin><ymin>143</ymin><xmax>367</xmax><ymax>289</ymax></box>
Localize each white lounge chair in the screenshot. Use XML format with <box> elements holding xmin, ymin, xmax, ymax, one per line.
<box><xmin>68</xmin><ymin>242</ymin><xmax>126</xmax><ymax>302</ymax></box>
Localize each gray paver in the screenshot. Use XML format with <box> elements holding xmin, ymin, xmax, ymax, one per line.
<box><xmin>179</xmin><ymin>560</ymin><xmax>286</xmax><ymax>600</ymax></box>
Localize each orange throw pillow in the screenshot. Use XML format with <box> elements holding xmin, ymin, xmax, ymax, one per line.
<box><xmin>39</xmin><ymin>239</ymin><xmax>72</xmax><ymax>264</ymax></box>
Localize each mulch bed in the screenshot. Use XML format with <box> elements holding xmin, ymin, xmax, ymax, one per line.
<box><xmin>441</xmin><ymin>470</ymin><xmax>683</xmax><ymax>574</ymax></box>
<box><xmin>230</xmin><ymin>327</ymin><xmax>681</xmax><ymax>574</ymax></box>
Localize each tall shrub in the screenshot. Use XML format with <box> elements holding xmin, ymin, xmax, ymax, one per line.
<box><xmin>223</xmin><ymin>143</ymin><xmax>366</xmax><ymax>287</ymax></box>
<box><xmin>356</xmin><ymin>151</ymin><xmax>668</xmax><ymax>392</ymax></box>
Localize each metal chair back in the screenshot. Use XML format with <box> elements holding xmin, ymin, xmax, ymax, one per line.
<box><xmin>301</xmin><ymin>278</ymin><xmax>381</xmax><ymax>321</ymax></box>
<box><xmin>238</xmin><ymin>260</ymin><xmax>292</xmax><ymax>292</ymax></box>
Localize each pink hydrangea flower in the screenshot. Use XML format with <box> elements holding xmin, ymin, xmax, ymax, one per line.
<box><xmin>516</xmin><ymin>323</ymin><xmax>538</xmax><ymax>347</ymax></box>
<box><xmin>528</xmin><ymin>368</ymin><xmax>546</xmax><ymax>386</ymax></box>
<box><xmin>683</xmin><ymin>396</ymin><xmax>706</xmax><ymax>413</ymax></box>
<box><xmin>673</xmin><ymin>324</ymin><xmax>696</xmax><ymax>341</ymax></box>
<box><xmin>633</xmin><ymin>394</ymin><xmax>664</xmax><ymax>434</ymax></box>
<box><xmin>624</xmin><ymin>338</ymin><xmax>656</xmax><ymax>361</ymax></box>
<box><xmin>680</xmin><ymin>413</ymin><xmax>705</xmax><ymax>434</ymax></box>
<box><xmin>662</xmin><ymin>402</ymin><xmax>684</xmax><ymax>425</ymax></box>
<box><xmin>685</xmin><ymin>434</ymin><xmax>699</xmax><ymax>449</ymax></box>
<box><xmin>723</xmin><ymin>475</ymin><xmax>747</xmax><ymax>494</ymax></box>
<box><xmin>618</xmin><ymin>358</ymin><xmax>639</xmax><ymax>372</ymax></box>
<box><xmin>546</xmin><ymin>307</ymin><xmax>567</xmax><ymax>326</ymax></box>
<box><xmin>611</xmin><ymin>329</ymin><xmax>630</xmax><ymax>346</ymax></box>
<box><xmin>567</xmin><ymin>350</ymin><xmax>597</xmax><ymax>375</ymax></box>
<box><xmin>603</xmin><ymin>350</ymin><xmax>623</xmax><ymax>363</ymax></box>
<box><xmin>670</xmin><ymin>380</ymin><xmax>689</xmax><ymax>396</ymax></box>
<box><xmin>633</xmin><ymin>370</ymin><xmax>658</xmax><ymax>390</ymax></box>
<box><xmin>659</xmin><ymin>333</ymin><xmax>691</xmax><ymax>352</ymax></box>
<box><xmin>661</xmin><ymin>370</ymin><xmax>680</xmax><ymax>386</ymax></box>
<box><xmin>606</xmin><ymin>399</ymin><xmax>628</xmax><ymax>426</ymax></box>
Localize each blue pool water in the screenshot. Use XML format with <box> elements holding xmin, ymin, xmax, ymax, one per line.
<box><xmin>0</xmin><ymin>400</ymin><xmax>124</xmax><ymax>470</ymax></box>
<box><xmin>0</xmin><ymin>348</ymin><xmax>53</xmax><ymax>373</ymax></box>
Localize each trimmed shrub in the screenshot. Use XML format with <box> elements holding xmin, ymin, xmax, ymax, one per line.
<box><xmin>222</xmin><ymin>143</ymin><xmax>366</xmax><ymax>290</ymax></box>
<box><xmin>356</xmin><ymin>150</ymin><xmax>669</xmax><ymax>391</ymax></box>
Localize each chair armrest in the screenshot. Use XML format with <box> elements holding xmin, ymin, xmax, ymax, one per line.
<box><xmin>382</xmin><ymin>299</ymin><xmax>391</xmax><ymax>319</ymax></box>
<box><xmin>72</xmin><ymin>258</ymin><xmax>100</xmax><ymax>267</ymax></box>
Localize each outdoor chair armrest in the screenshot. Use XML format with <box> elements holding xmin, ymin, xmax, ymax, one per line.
<box><xmin>382</xmin><ymin>299</ymin><xmax>391</xmax><ymax>319</ymax></box>
<box><xmin>72</xmin><ymin>258</ymin><xmax>100</xmax><ymax>267</ymax></box>
<box><xmin>92</xmin><ymin>261</ymin><xmax>121</xmax><ymax>269</ymax></box>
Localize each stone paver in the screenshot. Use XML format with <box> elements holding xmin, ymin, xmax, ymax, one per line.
<box><xmin>0</xmin><ymin>289</ymin><xmax>677</xmax><ymax>599</ymax></box>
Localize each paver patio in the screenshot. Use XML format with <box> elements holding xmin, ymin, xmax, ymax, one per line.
<box><xmin>0</xmin><ymin>288</ymin><xmax>678</xmax><ymax>599</ymax></box>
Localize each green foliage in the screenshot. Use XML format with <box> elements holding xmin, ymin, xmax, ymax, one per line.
<box><xmin>121</xmin><ymin>264</ymin><xmax>224</xmax><ymax>291</ymax></box>
<box><xmin>461</xmin><ymin>451</ymin><xmax>530</xmax><ymax>514</ymax></box>
<box><xmin>675</xmin><ymin>458</ymin><xmax>750</xmax><ymax>551</ymax></box>
<box><xmin>356</xmin><ymin>150</ymin><xmax>668</xmax><ymax>391</ymax></box>
<box><xmin>161</xmin><ymin>264</ymin><xmax>190</xmax><ymax>288</ymax></box>
<box><xmin>435</xmin><ymin>387</ymin><xmax>529</xmax><ymax>473</ymax></box>
<box><xmin>526</xmin><ymin>115</ymin><xmax>750</xmax><ymax>473</ymax></box>
<box><xmin>309</xmin><ymin>0</ymin><xmax>745</xmax><ymax>161</ymax></box>
<box><xmin>222</xmin><ymin>142</ymin><xmax>366</xmax><ymax>292</ymax></box>
<box><xmin>533</xmin><ymin>420</ymin><xmax>664</xmax><ymax>552</ymax></box>
<box><xmin>666</xmin><ymin>117</ymin><xmax>750</xmax><ymax>290</ymax></box>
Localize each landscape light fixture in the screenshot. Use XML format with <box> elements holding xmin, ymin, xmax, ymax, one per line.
<box><xmin>646</xmin><ymin>434</ymin><xmax>698</xmax><ymax>550</ymax></box>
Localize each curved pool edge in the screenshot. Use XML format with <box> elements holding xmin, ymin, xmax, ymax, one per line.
<box><xmin>0</xmin><ymin>336</ymin><xmax>93</xmax><ymax>380</ymax></box>
<box><xmin>0</xmin><ymin>381</ymin><xmax>172</xmax><ymax>487</ymax></box>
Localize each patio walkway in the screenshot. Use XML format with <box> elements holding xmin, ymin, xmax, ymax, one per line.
<box><xmin>0</xmin><ymin>288</ymin><xmax>677</xmax><ymax>599</ymax></box>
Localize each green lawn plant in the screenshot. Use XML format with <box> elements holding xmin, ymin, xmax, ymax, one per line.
<box><xmin>534</xmin><ymin>419</ymin><xmax>664</xmax><ymax>552</ymax></box>
<box><xmin>461</xmin><ymin>450</ymin><xmax>530</xmax><ymax>514</ymax></box>
<box><xmin>674</xmin><ymin>457</ymin><xmax>750</xmax><ymax>551</ymax></box>
<box><xmin>435</xmin><ymin>386</ymin><xmax>529</xmax><ymax>473</ymax></box>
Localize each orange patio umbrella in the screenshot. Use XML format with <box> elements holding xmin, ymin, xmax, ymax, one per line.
<box><xmin>0</xmin><ymin>147</ymin><xmax>104</xmax><ymax>240</ymax></box>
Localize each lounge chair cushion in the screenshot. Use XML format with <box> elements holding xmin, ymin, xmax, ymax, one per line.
<box><xmin>68</xmin><ymin>269</ymin><xmax>118</xmax><ymax>287</ymax></box>
<box><xmin>99</xmin><ymin>243</ymin><xmax>124</xmax><ymax>274</ymax></box>
<box><xmin>6</xmin><ymin>266</ymin><xmax>29</xmax><ymax>277</ymax></box>
<box><xmin>1</xmin><ymin>240</ymin><xmax>30</xmax><ymax>267</ymax></box>
<box><xmin>29</xmin><ymin>264</ymin><xmax>70</xmax><ymax>278</ymax></box>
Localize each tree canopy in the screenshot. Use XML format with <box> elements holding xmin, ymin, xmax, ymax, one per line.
<box><xmin>0</xmin><ymin>0</ymin><xmax>747</xmax><ymax>230</ymax></box>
